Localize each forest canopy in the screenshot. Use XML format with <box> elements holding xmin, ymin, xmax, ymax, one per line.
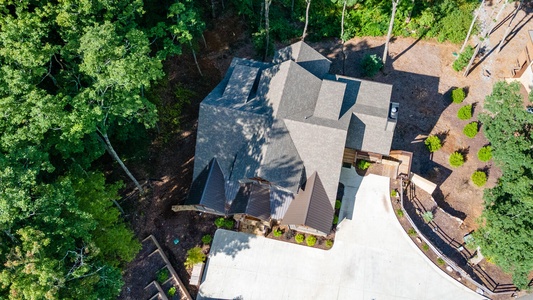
<box><xmin>0</xmin><ymin>0</ymin><xmax>204</xmax><ymax>298</ymax></box>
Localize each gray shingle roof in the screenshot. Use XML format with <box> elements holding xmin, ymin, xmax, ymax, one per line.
<box><xmin>190</xmin><ymin>41</ymin><xmax>397</xmax><ymax>231</ymax></box>
<box><xmin>280</xmin><ymin>172</ymin><xmax>334</xmax><ymax>235</ymax></box>
<box><xmin>273</xmin><ymin>41</ymin><xmax>331</xmax><ymax>78</ymax></box>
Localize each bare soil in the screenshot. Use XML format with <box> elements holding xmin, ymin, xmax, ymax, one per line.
<box><xmin>119</xmin><ymin>3</ymin><xmax>533</xmax><ymax>299</ymax></box>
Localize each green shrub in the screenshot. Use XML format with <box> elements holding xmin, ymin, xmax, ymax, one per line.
<box><xmin>361</xmin><ymin>54</ymin><xmax>383</xmax><ymax>77</ymax></box>
<box><xmin>471</xmin><ymin>171</ymin><xmax>487</xmax><ymax>187</ymax></box>
<box><xmin>333</xmin><ymin>215</ymin><xmax>338</xmax><ymax>225</ymax></box>
<box><xmin>437</xmin><ymin>257</ymin><xmax>445</xmax><ymax>266</ymax></box>
<box><xmin>407</xmin><ymin>228</ymin><xmax>417</xmax><ymax>236</ymax></box>
<box><xmin>157</xmin><ymin>268</ymin><xmax>170</xmax><ymax>283</ymax></box>
<box><xmin>449</xmin><ymin>151</ymin><xmax>465</xmax><ymax>167</ymax></box>
<box><xmin>391</xmin><ymin>189</ymin><xmax>398</xmax><ymax>197</ymax></box>
<box><xmin>305</xmin><ymin>235</ymin><xmax>317</xmax><ymax>247</ymax></box>
<box><xmin>396</xmin><ymin>209</ymin><xmax>404</xmax><ymax>217</ymax></box>
<box><xmin>295</xmin><ymin>233</ymin><xmax>304</xmax><ymax>244</ymax></box>
<box><xmin>335</xmin><ymin>200</ymin><xmax>342</xmax><ymax>209</ymax></box>
<box><xmin>356</xmin><ymin>159</ymin><xmax>371</xmax><ymax>170</ymax></box>
<box><xmin>168</xmin><ymin>286</ymin><xmax>177</xmax><ymax>297</ymax></box>
<box><xmin>422</xmin><ymin>243</ymin><xmax>430</xmax><ymax>252</ymax></box>
<box><xmin>463</xmin><ymin>122</ymin><xmax>479</xmax><ymax>138</ymax></box>
<box><xmin>223</xmin><ymin>218</ymin><xmax>234</xmax><ymax>230</ymax></box>
<box><xmin>422</xmin><ymin>211</ymin><xmax>434</xmax><ymax>223</ymax></box>
<box><xmin>477</xmin><ymin>146</ymin><xmax>492</xmax><ymax>162</ymax></box>
<box><xmin>214</xmin><ymin>217</ymin><xmax>225</xmax><ymax>228</ymax></box>
<box><xmin>202</xmin><ymin>234</ymin><xmax>212</xmax><ymax>245</ymax></box>
<box><xmin>451</xmin><ymin>87</ymin><xmax>466</xmax><ymax>103</ymax></box>
<box><xmin>424</xmin><ymin>135</ymin><xmax>442</xmax><ymax>153</ymax></box>
<box><xmin>453</xmin><ymin>46</ymin><xmax>474</xmax><ymax>72</ymax></box>
<box><xmin>325</xmin><ymin>239</ymin><xmax>334</xmax><ymax>248</ymax></box>
<box><xmin>272</xmin><ymin>228</ymin><xmax>283</xmax><ymax>237</ymax></box>
<box><xmin>457</xmin><ymin>104</ymin><xmax>472</xmax><ymax>120</ymax></box>
<box><xmin>184</xmin><ymin>247</ymin><xmax>206</xmax><ymax>269</ymax></box>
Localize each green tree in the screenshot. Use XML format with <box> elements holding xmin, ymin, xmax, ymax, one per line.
<box><xmin>424</xmin><ymin>135</ymin><xmax>442</xmax><ymax>152</ymax></box>
<box><xmin>475</xmin><ymin>81</ymin><xmax>533</xmax><ymax>289</ymax></box>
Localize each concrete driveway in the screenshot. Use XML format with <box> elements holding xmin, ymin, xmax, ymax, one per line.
<box><xmin>198</xmin><ymin>168</ymin><xmax>484</xmax><ymax>300</ymax></box>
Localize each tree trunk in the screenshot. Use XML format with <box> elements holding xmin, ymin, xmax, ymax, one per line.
<box><xmin>341</xmin><ymin>0</ymin><xmax>347</xmax><ymax>75</ymax></box>
<box><xmin>100</xmin><ymin>131</ymin><xmax>144</xmax><ymax>193</ymax></box>
<box><xmin>264</xmin><ymin>0</ymin><xmax>271</xmax><ymax>61</ymax></box>
<box><xmin>291</xmin><ymin>0</ymin><xmax>295</xmax><ymax>16</ymax></box>
<box><xmin>210</xmin><ymin>0</ymin><xmax>216</xmax><ymax>18</ymax></box>
<box><xmin>463</xmin><ymin>43</ymin><xmax>482</xmax><ymax>77</ymax></box>
<box><xmin>459</xmin><ymin>0</ymin><xmax>485</xmax><ymax>54</ymax></box>
<box><xmin>189</xmin><ymin>40</ymin><xmax>203</xmax><ymax>76</ymax></box>
<box><xmin>302</xmin><ymin>0</ymin><xmax>311</xmax><ymax>41</ymax></box>
<box><xmin>406</xmin><ymin>0</ymin><xmax>415</xmax><ymax>23</ymax></box>
<box><xmin>341</xmin><ymin>0</ymin><xmax>347</xmax><ymax>41</ymax></box>
<box><xmin>382</xmin><ymin>0</ymin><xmax>399</xmax><ymax>66</ymax></box>
<box><xmin>497</xmin><ymin>1</ymin><xmax>522</xmax><ymax>53</ymax></box>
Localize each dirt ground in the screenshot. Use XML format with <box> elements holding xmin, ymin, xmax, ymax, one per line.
<box><xmin>119</xmin><ymin>3</ymin><xmax>533</xmax><ymax>299</ymax></box>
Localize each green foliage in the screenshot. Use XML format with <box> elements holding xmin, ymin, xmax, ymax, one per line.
<box><xmin>168</xmin><ymin>286</ymin><xmax>177</xmax><ymax>297</ymax></box>
<box><xmin>273</xmin><ymin>228</ymin><xmax>283</xmax><ymax>237</ymax></box>
<box><xmin>463</xmin><ymin>122</ymin><xmax>479</xmax><ymax>138</ymax></box>
<box><xmin>437</xmin><ymin>258</ymin><xmax>445</xmax><ymax>266</ymax></box>
<box><xmin>184</xmin><ymin>247</ymin><xmax>206</xmax><ymax>269</ymax></box>
<box><xmin>449</xmin><ymin>151</ymin><xmax>465</xmax><ymax>167</ymax></box>
<box><xmin>408</xmin><ymin>228</ymin><xmax>417</xmax><ymax>236</ymax></box>
<box><xmin>477</xmin><ymin>146</ymin><xmax>492</xmax><ymax>162</ymax></box>
<box><xmin>396</xmin><ymin>209</ymin><xmax>404</xmax><ymax>217</ymax></box>
<box><xmin>215</xmin><ymin>217</ymin><xmax>225</xmax><ymax>228</ymax></box>
<box><xmin>325</xmin><ymin>239</ymin><xmax>334</xmax><ymax>248</ymax></box>
<box><xmin>475</xmin><ymin>81</ymin><xmax>533</xmax><ymax>289</ymax></box>
<box><xmin>333</xmin><ymin>215</ymin><xmax>339</xmax><ymax>225</ymax></box>
<box><xmin>457</xmin><ymin>104</ymin><xmax>473</xmax><ymax>120</ymax></box>
<box><xmin>295</xmin><ymin>233</ymin><xmax>305</xmax><ymax>244</ymax></box>
<box><xmin>357</xmin><ymin>159</ymin><xmax>371</xmax><ymax>170</ymax></box>
<box><xmin>422</xmin><ymin>211</ymin><xmax>434</xmax><ymax>223</ymax></box>
<box><xmin>157</xmin><ymin>268</ymin><xmax>170</xmax><ymax>283</ymax></box>
<box><xmin>451</xmin><ymin>87</ymin><xmax>466</xmax><ymax>103</ymax></box>
<box><xmin>391</xmin><ymin>189</ymin><xmax>398</xmax><ymax>197</ymax></box>
<box><xmin>361</xmin><ymin>54</ymin><xmax>383</xmax><ymax>77</ymax></box>
<box><xmin>202</xmin><ymin>234</ymin><xmax>213</xmax><ymax>245</ymax></box>
<box><xmin>471</xmin><ymin>171</ymin><xmax>487</xmax><ymax>187</ymax></box>
<box><xmin>453</xmin><ymin>46</ymin><xmax>474</xmax><ymax>72</ymax></box>
<box><xmin>424</xmin><ymin>135</ymin><xmax>442</xmax><ymax>153</ymax></box>
<box><xmin>224</xmin><ymin>219</ymin><xmax>235</xmax><ymax>230</ymax></box>
<box><xmin>335</xmin><ymin>200</ymin><xmax>342</xmax><ymax>209</ymax></box>
<box><xmin>306</xmin><ymin>235</ymin><xmax>317</xmax><ymax>247</ymax></box>
<box><xmin>422</xmin><ymin>243</ymin><xmax>430</xmax><ymax>252</ymax></box>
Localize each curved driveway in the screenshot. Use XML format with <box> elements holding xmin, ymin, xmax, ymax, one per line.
<box><xmin>198</xmin><ymin>169</ymin><xmax>485</xmax><ymax>300</ymax></box>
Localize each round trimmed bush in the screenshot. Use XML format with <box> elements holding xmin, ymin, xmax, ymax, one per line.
<box><xmin>333</xmin><ymin>215</ymin><xmax>339</xmax><ymax>225</ymax></box>
<box><xmin>424</xmin><ymin>135</ymin><xmax>442</xmax><ymax>153</ymax></box>
<box><xmin>477</xmin><ymin>146</ymin><xmax>492</xmax><ymax>162</ymax></box>
<box><xmin>451</xmin><ymin>87</ymin><xmax>466</xmax><ymax>103</ymax></box>
<box><xmin>335</xmin><ymin>200</ymin><xmax>342</xmax><ymax>209</ymax></box>
<box><xmin>471</xmin><ymin>171</ymin><xmax>487</xmax><ymax>187</ymax></box>
<box><xmin>361</xmin><ymin>54</ymin><xmax>383</xmax><ymax>77</ymax></box>
<box><xmin>356</xmin><ymin>159</ymin><xmax>371</xmax><ymax>170</ymax></box>
<box><xmin>272</xmin><ymin>228</ymin><xmax>283</xmax><ymax>237</ymax></box>
<box><xmin>295</xmin><ymin>233</ymin><xmax>304</xmax><ymax>244</ymax></box>
<box><xmin>457</xmin><ymin>104</ymin><xmax>472</xmax><ymax>120</ymax></box>
<box><xmin>463</xmin><ymin>122</ymin><xmax>479</xmax><ymax>138</ymax></box>
<box><xmin>305</xmin><ymin>235</ymin><xmax>317</xmax><ymax>247</ymax></box>
<box><xmin>325</xmin><ymin>239</ymin><xmax>334</xmax><ymax>248</ymax></box>
<box><xmin>202</xmin><ymin>234</ymin><xmax>212</xmax><ymax>244</ymax></box>
<box><xmin>449</xmin><ymin>151</ymin><xmax>465</xmax><ymax>167</ymax></box>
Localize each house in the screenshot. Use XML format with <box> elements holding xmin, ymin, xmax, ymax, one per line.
<box><xmin>172</xmin><ymin>41</ymin><xmax>398</xmax><ymax>236</ymax></box>
<box><xmin>507</xmin><ymin>30</ymin><xmax>533</xmax><ymax>93</ymax></box>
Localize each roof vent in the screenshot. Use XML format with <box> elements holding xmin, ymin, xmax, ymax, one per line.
<box><xmin>389</xmin><ymin>102</ymin><xmax>399</xmax><ymax>120</ymax></box>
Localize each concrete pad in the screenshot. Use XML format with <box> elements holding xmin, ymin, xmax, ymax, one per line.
<box><xmin>199</xmin><ymin>171</ymin><xmax>485</xmax><ymax>300</ymax></box>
